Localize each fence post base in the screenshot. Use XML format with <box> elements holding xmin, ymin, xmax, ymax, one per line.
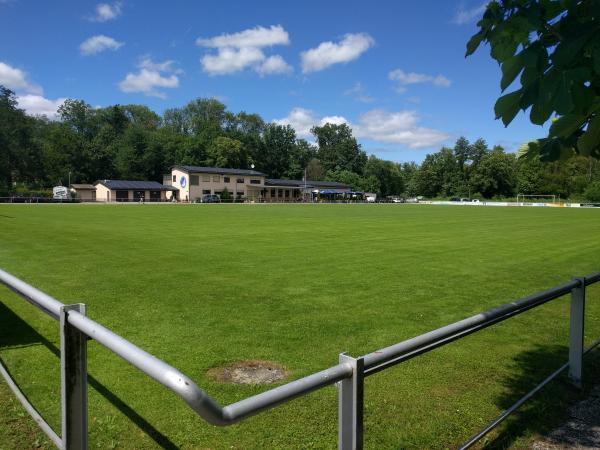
<box><xmin>338</xmin><ymin>353</ymin><xmax>364</xmax><ymax>450</ymax></box>
<box><xmin>60</xmin><ymin>304</ymin><xmax>88</xmax><ymax>450</ymax></box>
<box><xmin>569</xmin><ymin>277</ymin><xmax>586</xmax><ymax>388</ymax></box>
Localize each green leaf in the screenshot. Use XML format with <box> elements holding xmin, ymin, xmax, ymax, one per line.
<box><xmin>501</xmin><ymin>54</ymin><xmax>524</xmax><ymax>91</ymax></box>
<box><xmin>466</xmin><ymin>31</ymin><xmax>485</xmax><ymax>57</ymax></box>
<box><xmin>520</xmin><ymin>67</ymin><xmax>540</xmax><ymax>87</ymax></box>
<box><xmin>520</xmin><ymin>44</ymin><xmax>542</xmax><ymax>68</ymax></box>
<box><xmin>530</xmin><ymin>101</ymin><xmax>553</xmax><ymax>125</ymax></box>
<box><xmin>530</xmin><ymin>70</ymin><xmax>561</xmax><ymax>124</ymax></box>
<box><xmin>517</xmin><ymin>140</ymin><xmax>542</xmax><ymax>159</ymax></box>
<box><xmin>552</xmin><ymin>34</ymin><xmax>591</xmax><ymax>67</ymax></box>
<box><xmin>553</xmin><ymin>73</ymin><xmax>574</xmax><ymax>115</ymax></box>
<box><xmin>539</xmin><ymin>138</ymin><xmax>564</xmax><ymax>161</ymax></box>
<box><xmin>548</xmin><ymin>114</ymin><xmax>586</xmax><ymax>138</ymax></box>
<box><xmin>495</xmin><ymin>90</ymin><xmax>522</xmax><ymax>126</ymax></box>
<box><xmin>593</xmin><ymin>46</ymin><xmax>600</xmax><ymax>75</ymax></box>
<box><xmin>491</xmin><ymin>38</ymin><xmax>518</xmax><ymax>62</ymax></box>
<box><xmin>578</xmin><ymin>115</ymin><xmax>600</xmax><ymax>155</ymax></box>
<box><xmin>520</xmin><ymin>79</ymin><xmax>539</xmax><ymax>110</ymax></box>
<box><xmin>571</xmin><ymin>83</ymin><xmax>593</xmax><ymax>114</ymax></box>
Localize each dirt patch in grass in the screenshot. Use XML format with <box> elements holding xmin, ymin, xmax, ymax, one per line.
<box><xmin>207</xmin><ymin>360</ymin><xmax>288</xmax><ymax>385</ymax></box>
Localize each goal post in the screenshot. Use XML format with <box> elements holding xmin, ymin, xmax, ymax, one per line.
<box><xmin>516</xmin><ymin>194</ymin><xmax>557</xmax><ymax>205</ymax></box>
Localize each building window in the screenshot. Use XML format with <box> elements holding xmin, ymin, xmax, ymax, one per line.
<box><xmin>202</xmin><ymin>189</ymin><xmax>211</xmax><ymax>195</ymax></box>
<box><xmin>271</xmin><ymin>189</ymin><xmax>276</xmax><ymax>197</ymax></box>
<box><xmin>278</xmin><ymin>189</ymin><xmax>283</xmax><ymax>198</ymax></box>
<box><xmin>172</xmin><ymin>175</ymin><xmax>176</xmax><ymax>182</ymax></box>
<box><xmin>202</xmin><ymin>175</ymin><xmax>211</xmax><ymax>182</ymax></box>
<box><xmin>285</xmin><ymin>190</ymin><xmax>290</xmax><ymax>198</ymax></box>
<box><xmin>224</xmin><ymin>176</ymin><xmax>230</xmax><ymax>183</ymax></box>
<box><xmin>116</xmin><ymin>190</ymin><xmax>129</xmax><ymax>202</ymax></box>
<box><xmin>250</xmin><ymin>179</ymin><xmax>261</xmax><ymax>184</ymax></box>
<box><xmin>190</xmin><ymin>175</ymin><xmax>199</xmax><ymax>186</ymax></box>
<box><xmin>236</xmin><ymin>178</ymin><xmax>245</xmax><ymax>183</ymax></box>
<box><xmin>150</xmin><ymin>191</ymin><xmax>161</xmax><ymax>201</ymax></box>
<box><xmin>213</xmin><ymin>175</ymin><xmax>220</xmax><ymax>182</ymax></box>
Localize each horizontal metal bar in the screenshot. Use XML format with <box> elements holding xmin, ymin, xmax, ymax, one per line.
<box><xmin>1</xmin><ymin>266</ymin><xmax>599</xmax><ymax>431</ymax></box>
<box><xmin>0</xmin><ymin>267</ymin><xmax>352</xmax><ymax>426</ymax></box>
<box><xmin>223</xmin><ymin>363</ymin><xmax>352</xmax><ymax>422</ymax></box>
<box><xmin>458</xmin><ymin>337</ymin><xmax>600</xmax><ymax>449</ymax></box>
<box><xmin>364</xmin><ymin>290</ymin><xmax>556</xmax><ymax>376</ymax></box>
<box><xmin>0</xmin><ymin>268</ymin><xmax>62</xmax><ymax>320</ymax></box>
<box><xmin>584</xmin><ymin>272</ymin><xmax>600</xmax><ymax>285</ymax></box>
<box><xmin>0</xmin><ymin>358</ymin><xmax>62</xmax><ymax>448</ymax></box>
<box><xmin>361</xmin><ymin>279</ymin><xmax>580</xmax><ymax>371</ymax></box>
<box><xmin>67</xmin><ymin>310</ymin><xmax>352</xmax><ymax>425</ymax></box>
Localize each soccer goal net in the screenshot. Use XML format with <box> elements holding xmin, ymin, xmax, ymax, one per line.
<box><xmin>516</xmin><ymin>194</ymin><xmax>557</xmax><ymax>204</ymax></box>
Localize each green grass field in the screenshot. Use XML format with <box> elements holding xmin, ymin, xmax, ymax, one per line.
<box><xmin>1</xmin><ymin>204</ymin><xmax>600</xmax><ymax>450</ymax></box>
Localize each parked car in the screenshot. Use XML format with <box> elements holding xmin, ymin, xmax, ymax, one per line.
<box><xmin>200</xmin><ymin>194</ymin><xmax>221</xmax><ymax>203</ymax></box>
<box><xmin>391</xmin><ymin>198</ymin><xmax>404</xmax><ymax>203</ymax></box>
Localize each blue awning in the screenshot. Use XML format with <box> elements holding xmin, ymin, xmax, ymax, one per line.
<box><xmin>319</xmin><ymin>189</ymin><xmax>347</xmax><ymax>194</ymax></box>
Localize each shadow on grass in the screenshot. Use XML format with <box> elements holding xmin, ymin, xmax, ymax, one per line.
<box><xmin>0</xmin><ymin>301</ymin><xmax>179</xmax><ymax>449</ymax></box>
<box><xmin>479</xmin><ymin>343</ymin><xmax>600</xmax><ymax>450</ymax></box>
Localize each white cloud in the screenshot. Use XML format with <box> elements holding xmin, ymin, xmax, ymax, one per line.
<box><xmin>274</xmin><ymin>107</ymin><xmax>319</xmax><ymax>138</ymax></box>
<box><xmin>300</xmin><ymin>33</ymin><xmax>374</xmax><ymax>73</ymax></box>
<box><xmin>196</xmin><ymin>25</ymin><xmax>289</xmax><ymax>48</ymax></box>
<box><xmin>201</xmin><ymin>47</ymin><xmax>265</xmax><ymax>75</ymax></box>
<box><xmin>80</xmin><ymin>35</ymin><xmax>124</xmax><ymax>56</ymax></box>
<box><xmin>274</xmin><ymin>108</ymin><xmax>349</xmax><ymax>139</ymax></box>
<box><xmin>0</xmin><ymin>62</ymin><xmax>43</xmax><ymax>95</ymax></box>
<box><xmin>119</xmin><ymin>58</ymin><xmax>180</xmax><ymax>98</ymax></box>
<box><xmin>452</xmin><ymin>3</ymin><xmax>487</xmax><ymax>25</ymax></box>
<box><xmin>197</xmin><ymin>25</ymin><xmax>292</xmax><ymax>76</ymax></box>
<box><xmin>274</xmin><ymin>107</ymin><xmax>449</xmax><ymax>149</ymax></box>
<box><xmin>17</xmin><ymin>94</ymin><xmax>67</xmax><ymax>120</ymax></box>
<box><xmin>90</xmin><ymin>2</ymin><xmax>122</xmax><ymax>22</ymax></box>
<box><xmin>255</xmin><ymin>55</ymin><xmax>293</xmax><ymax>76</ymax></box>
<box><xmin>344</xmin><ymin>82</ymin><xmax>375</xmax><ymax>103</ymax></box>
<box><xmin>139</xmin><ymin>57</ymin><xmax>182</xmax><ymax>73</ymax></box>
<box><xmin>353</xmin><ymin>110</ymin><xmax>450</xmax><ymax>148</ymax></box>
<box><xmin>389</xmin><ymin>69</ymin><xmax>451</xmax><ymax>92</ymax></box>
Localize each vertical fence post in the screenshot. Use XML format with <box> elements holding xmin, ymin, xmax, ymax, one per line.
<box><xmin>60</xmin><ymin>304</ymin><xmax>88</xmax><ymax>450</ymax></box>
<box><xmin>569</xmin><ymin>277</ymin><xmax>586</xmax><ymax>388</ymax></box>
<box><xmin>338</xmin><ymin>353</ymin><xmax>364</xmax><ymax>450</ymax></box>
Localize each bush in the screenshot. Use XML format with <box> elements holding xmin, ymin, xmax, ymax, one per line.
<box><xmin>584</xmin><ymin>182</ymin><xmax>600</xmax><ymax>202</ymax></box>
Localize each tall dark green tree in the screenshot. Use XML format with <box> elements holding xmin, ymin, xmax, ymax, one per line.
<box><xmin>259</xmin><ymin>123</ymin><xmax>296</xmax><ymax>178</ymax></box>
<box><xmin>311</xmin><ymin>123</ymin><xmax>367</xmax><ymax>174</ymax></box>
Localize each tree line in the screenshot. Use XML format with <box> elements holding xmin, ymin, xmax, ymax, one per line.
<box><xmin>1</xmin><ymin>85</ymin><xmax>600</xmax><ymax>201</ymax></box>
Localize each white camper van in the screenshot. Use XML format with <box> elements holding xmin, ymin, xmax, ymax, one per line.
<box><xmin>52</xmin><ymin>186</ymin><xmax>69</xmax><ymax>200</ymax></box>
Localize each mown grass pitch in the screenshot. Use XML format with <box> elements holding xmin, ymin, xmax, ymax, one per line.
<box><xmin>1</xmin><ymin>204</ymin><xmax>600</xmax><ymax>449</ymax></box>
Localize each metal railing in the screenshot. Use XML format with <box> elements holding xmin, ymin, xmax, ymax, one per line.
<box><xmin>1</xmin><ymin>267</ymin><xmax>599</xmax><ymax>450</ymax></box>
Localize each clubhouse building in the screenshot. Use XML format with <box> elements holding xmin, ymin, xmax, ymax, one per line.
<box><xmin>68</xmin><ymin>166</ymin><xmax>353</xmax><ymax>202</ymax></box>
<box><xmin>93</xmin><ymin>180</ymin><xmax>178</xmax><ymax>202</ymax></box>
<box><xmin>166</xmin><ymin>165</ymin><xmax>351</xmax><ymax>202</ymax></box>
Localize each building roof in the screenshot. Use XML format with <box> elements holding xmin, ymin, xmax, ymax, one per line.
<box><xmin>70</xmin><ymin>184</ymin><xmax>96</xmax><ymax>190</ymax></box>
<box><xmin>94</xmin><ymin>180</ymin><xmax>178</xmax><ymax>191</ymax></box>
<box><xmin>265</xmin><ymin>179</ymin><xmax>351</xmax><ymax>189</ymax></box>
<box><xmin>173</xmin><ymin>165</ymin><xmax>266</xmax><ymax>176</ymax></box>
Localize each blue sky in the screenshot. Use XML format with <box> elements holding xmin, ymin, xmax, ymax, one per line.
<box><xmin>0</xmin><ymin>0</ymin><xmax>546</xmax><ymax>162</ymax></box>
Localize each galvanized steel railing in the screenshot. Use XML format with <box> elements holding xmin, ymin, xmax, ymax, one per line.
<box><xmin>1</xmin><ymin>267</ymin><xmax>599</xmax><ymax>450</ymax></box>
